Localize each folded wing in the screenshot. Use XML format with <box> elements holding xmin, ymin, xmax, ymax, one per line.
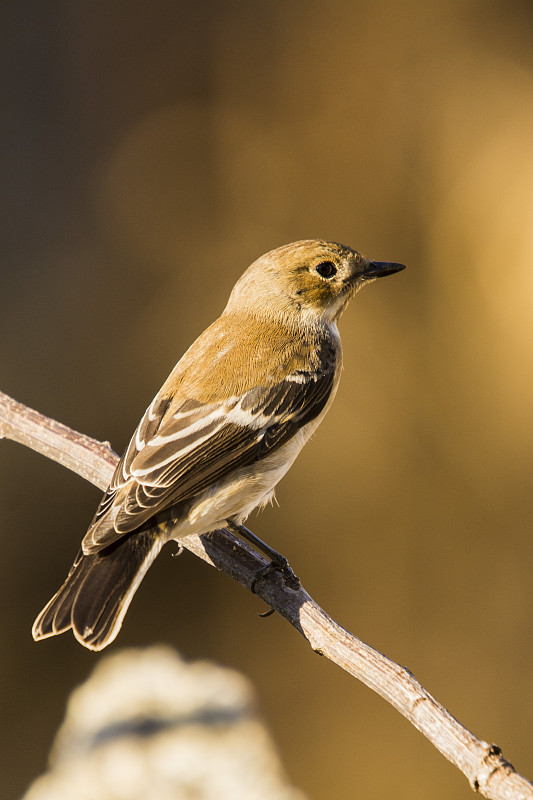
<box><xmin>83</xmin><ymin>364</ymin><xmax>335</xmax><ymax>553</ymax></box>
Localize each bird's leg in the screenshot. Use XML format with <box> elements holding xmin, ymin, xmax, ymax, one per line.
<box><xmin>225</xmin><ymin>520</ymin><xmax>300</xmax><ymax>592</ymax></box>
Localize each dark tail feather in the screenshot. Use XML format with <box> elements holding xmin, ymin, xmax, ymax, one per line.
<box><xmin>32</xmin><ymin>531</ymin><xmax>163</xmax><ymax>651</ymax></box>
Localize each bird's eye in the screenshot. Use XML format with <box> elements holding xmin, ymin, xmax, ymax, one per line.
<box><xmin>315</xmin><ymin>261</ymin><xmax>337</xmax><ymax>279</ymax></box>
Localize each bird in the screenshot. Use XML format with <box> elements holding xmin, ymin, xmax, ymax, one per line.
<box><xmin>32</xmin><ymin>239</ymin><xmax>405</xmax><ymax>651</ymax></box>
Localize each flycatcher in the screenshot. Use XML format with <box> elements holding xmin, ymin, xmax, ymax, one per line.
<box><xmin>33</xmin><ymin>240</ymin><xmax>405</xmax><ymax>650</ymax></box>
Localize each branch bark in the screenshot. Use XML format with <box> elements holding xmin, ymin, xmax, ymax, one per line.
<box><xmin>1</xmin><ymin>388</ymin><xmax>531</xmax><ymax>800</ymax></box>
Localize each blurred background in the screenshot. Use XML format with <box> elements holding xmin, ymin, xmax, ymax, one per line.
<box><xmin>2</xmin><ymin>1</ymin><xmax>533</xmax><ymax>798</ymax></box>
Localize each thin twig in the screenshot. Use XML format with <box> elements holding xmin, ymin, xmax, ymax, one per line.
<box><xmin>1</xmin><ymin>388</ymin><xmax>531</xmax><ymax>800</ymax></box>
<box><xmin>0</xmin><ymin>391</ymin><xmax>116</xmax><ymax>489</ymax></box>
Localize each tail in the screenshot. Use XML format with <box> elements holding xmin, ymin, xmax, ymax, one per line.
<box><xmin>32</xmin><ymin>530</ymin><xmax>163</xmax><ymax>651</ymax></box>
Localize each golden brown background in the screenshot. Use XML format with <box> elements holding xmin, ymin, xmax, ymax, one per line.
<box><xmin>2</xmin><ymin>2</ymin><xmax>533</xmax><ymax>798</ymax></box>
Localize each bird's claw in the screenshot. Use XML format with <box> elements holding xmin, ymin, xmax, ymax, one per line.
<box><xmin>251</xmin><ymin>556</ymin><xmax>301</xmax><ymax>594</ymax></box>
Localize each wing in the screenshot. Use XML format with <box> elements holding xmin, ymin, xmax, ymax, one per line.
<box><xmin>83</xmin><ymin>361</ymin><xmax>336</xmax><ymax>553</ymax></box>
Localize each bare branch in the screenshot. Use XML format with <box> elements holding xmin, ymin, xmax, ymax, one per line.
<box><xmin>0</xmin><ymin>391</ymin><xmax>116</xmax><ymax>489</ymax></box>
<box><xmin>1</xmin><ymin>388</ymin><xmax>531</xmax><ymax>800</ymax></box>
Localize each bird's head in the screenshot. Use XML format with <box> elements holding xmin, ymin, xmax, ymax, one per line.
<box><xmin>224</xmin><ymin>239</ymin><xmax>405</xmax><ymax>326</ymax></box>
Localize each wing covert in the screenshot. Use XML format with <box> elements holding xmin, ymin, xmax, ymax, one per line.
<box><xmin>84</xmin><ymin>355</ymin><xmax>336</xmax><ymax>552</ymax></box>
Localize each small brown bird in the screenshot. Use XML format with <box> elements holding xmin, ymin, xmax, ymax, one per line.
<box><xmin>33</xmin><ymin>240</ymin><xmax>405</xmax><ymax>650</ymax></box>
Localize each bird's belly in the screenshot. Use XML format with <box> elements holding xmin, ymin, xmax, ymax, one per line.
<box><xmin>171</xmin><ymin>416</ymin><xmax>322</xmax><ymax>541</ymax></box>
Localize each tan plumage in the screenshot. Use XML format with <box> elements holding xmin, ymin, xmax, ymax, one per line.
<box><xmin>32</xmin><ymin>240</ymin><xmax>405</xmax><ymax>650</ymax></box>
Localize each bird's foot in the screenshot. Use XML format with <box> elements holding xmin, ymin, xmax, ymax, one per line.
<box><xmin>224</xmin><ymin>520</ymin><xmax>301</xmax><ymax>593</ymax></box>
<box><xmin>251</xmin><ymin>554</ymin><xmax>301</xmax><ymax>593</ymax></box>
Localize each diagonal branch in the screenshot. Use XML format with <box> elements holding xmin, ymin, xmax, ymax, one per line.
<box><xmin>0</xmin><ymin>391</ymin><xmax>117</xmax><ymax>490</ymax></box>
<box><xmin>1</xmin><ymin>388</ymin><xmax>531</xmax><ymax>800</ymax></box>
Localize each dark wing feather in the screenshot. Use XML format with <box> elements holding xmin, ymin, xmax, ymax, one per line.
<box><xmin>85</xmin><ymin>393</ymin><xmax>173</xmax><ymax>534</ymax></box>
<box><xmin>84</xmin><ymin>358</ymin><xmax>336</xmax><ymax>552</ymax></box>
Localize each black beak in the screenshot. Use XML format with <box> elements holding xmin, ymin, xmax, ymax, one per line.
<box><xmin>361</xmin><ymin>260</ymin><xmax>406</xmax><ymax>280</ymax></box>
